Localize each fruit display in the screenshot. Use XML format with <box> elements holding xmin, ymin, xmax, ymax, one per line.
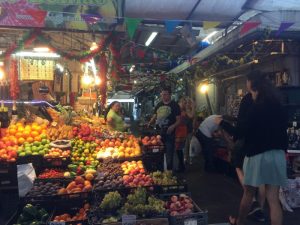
<box><xmin>123</xmin><ymin>173</ymin><xmax>154</xmax><ymax>187</ymax></box>
<box><xmin>14</xmin><ymin>204</ymin><xmax>49</xmax><ymax>225</ymax></box>
<box><xmin>58</xmin><ymin>176</ymin><xmax>92</xmax><ymax>194</ymax></box>
<box><xmin>0</xmin><ymin>140</ymin><xmax>17</xmax><ymax>162</ymax></box>
<box><xmin>150</xmin><ymin>171</ymin><xmax>178</xmax><ymax>186</ymax></box>
<box><xmin>121</xmin><ymin>188</ymin><xmax>166</xmax><ymax>217</ymax></box>
<box><xmin>4</xmin><ymin>122</ymin><xmax>47</xmax><ymax>145</ymax></box>
<box><xmin>73</xmin><ymin>123</ymin><xmax>92</xmax><ymax>139</ymax></box>
<box><xmin>44</xmin><ymin>148</ymin><xmax>71</xmax><ymax>158</ymax></box>
<box><xmin>142</xmin><ymin>135</ymin><xmax>163</xmax><ymax>146</ymax></box>
<box><xmin>71</xmin><ymin>139</ymin><xmax>98</xmax><ymax>166</ymax></box>
<box><xmin>52</xmin><ymin>203</ymin><xmax>90</xmax><ymax>223</ymax></box>
<box><xmin>96</xmin><ymin>137</ymin><xmax>141</xmax><ymax>159</ymax></box>
<box><xmin>165</xmin><ymin>194</ymin><xmax>195</xmax><ymax>216</ymax></box>
<box><xmin>27</xmin><ymin>181</ymin><xmax>64</xmax><ymax>197</ymax></box>
<box><xmin>46</xmin><ymin>107</ymin><xmax>60</xmax><ymax>122</ymax></box>
<box><xmin>47</xmin><ymin>125</ymin><xmax>74</xmax><ymax>140</ymax></box>
<box><xmin>97</xmin><ymin>160</ymin><xmax>123</xmax><ymax>175</ymax></box>
<box><xmin>17</xmin><ymin>138</ymin><xmax>50</xmax><ymax>157</ymax></box>
<box><xmin>121</xmin><ymin>160</ymin><xmax>145</xmax><ymax>175</ymax></box>
<box><xmin>94</xmin><ymin>172</ymin><xmax>124</xmax><ymax>190</ymax></box>
<box><xmin>99</xmin><ymin>191</ymin><xmax>122</xmax><ymax>210</ymax></box>
<box><xmin>38</xmin><ymin>169</ymin><xmax>65</xmax><ymax>179</ymax></box>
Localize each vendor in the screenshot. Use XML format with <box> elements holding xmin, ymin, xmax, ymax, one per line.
<box><xmin>105</xmin><ymin>101</ymin><xmax>128</xmax><ymax>132</ymax></box>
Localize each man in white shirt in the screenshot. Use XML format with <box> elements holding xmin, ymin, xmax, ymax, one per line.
<box><xmin>195</xmin><ymin>115</ymin><xmax>221</xmax><ymax>172</ymax></box>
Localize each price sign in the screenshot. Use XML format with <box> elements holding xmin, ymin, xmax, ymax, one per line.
<box><xmin>184</xmin><ymin>219</ymin><xmax>197</xmax><ymax>225</ymax></box>
<box><xmin>153</xmin><ymin>148</ymin><xmax>159</xmax><ymax>153</ymax></box>
<box><xmin>50</xmin><ymin>222</ymin><xmax>65</xmax><ymax>225</ymax></box>
<box><xmin>122</xmin><ymin>215</ymin><xmax>136</xmax><ymax>225</ymax></box>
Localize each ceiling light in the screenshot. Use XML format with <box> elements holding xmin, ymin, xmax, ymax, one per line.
<box><xmin>202</xmin><ymin>31</ymin><xmax>218</xmax><ymax>44</ymax></box>
<box><xmin>129</xmin><ymin>65</ymin><xmax>135</xmax><ymax>73</ymax></box>
<box><xmin>90</xmin><ymin>42</ymin><xmax>98</xmax><ymax>51</ymax></box>
<box><xmin>56</xmin><ymin>63</ymin><xmax>64</xmax><ymax>72</ymax></box>
<box><xmin>145</xmin><ymin>32</ymin><xmax>158</xmax><ymax>46</ymax></box>
<box><xmin>134</xmin><ymin>80</ymin><xmax>137</xmax><ymax>84</ymax></box>
<box><xmin>13</xmin><ymin>51</ymin><xmax>60</xmax><ymax>58</ymax></box>
<box><xmin>33</xmin><ymin>47</ymin><xmax>50</xmax><ymax>52</ymax></box>
<box><xmin>199</xmin><ymin>84</ymin><xmax>209</xmax><ymax>94</ymax></box>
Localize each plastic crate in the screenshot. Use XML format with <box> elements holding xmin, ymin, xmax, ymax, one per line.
<box><xmin>142</xmin><ymin>153</ymin><xmax>164</xmax><ymax>172</ymax></box>
<box><xmin>49</xmin><ymin>207</ymin><xmax>88</xmax><ymax>225</ymax></box>
<box><xmin>0</xmin><ymin>161</ymin><xmax>18</xmax><ymax>190</ymax></box>
<box><xmin>142</xmin><ymin>144</ymin><xmax>165</xmax><ymax>154</ymax></box>
<box><xmin>160</xmin><ymin>193</ymin><xmax>208</xmax><ymax>225</ymax></box>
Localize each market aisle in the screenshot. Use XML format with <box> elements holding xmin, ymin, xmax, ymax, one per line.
<box><xmin>184</xmin><ymin>156</ymin><xmax>300</xmax><ymax>225</ymax></box>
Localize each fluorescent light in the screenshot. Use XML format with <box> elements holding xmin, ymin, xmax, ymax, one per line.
<box><xmin>14</xmin><ymin>51</ymin><xmax>60</xmax><ymax>58</ymax></box>
<box><xmin>145</xmin><ymin>32</ymin><xmax>158</xmax><ymax>46</ymax></box>
<box><xmin>33</xmin><ymin>47</ymin><xmax>50</xmax><ymax>52</ymax></box>
<box><xmin>56</xmin><ymin>63</ymin><xmax>64</xmax><ymax>72</ymax></box>
<box><xmin>202</xmin><ymin>31</ymin><xmax>218</xmax><ymax>43</ymax></box>
<box><xmin>107</xmin><ymin>99</ymin><xmax>135</xmax><ymax>103</ymax></box>
<box><xmin>129</xmin><ymin>65</ymin><xmax>135</xmax><ymax>73</ymax></box>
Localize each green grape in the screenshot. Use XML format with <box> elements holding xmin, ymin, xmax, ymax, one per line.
<box><xmin>100</xmin><ymin>191</ymin><xmax>122</xmax><ymax>210</ymax></box>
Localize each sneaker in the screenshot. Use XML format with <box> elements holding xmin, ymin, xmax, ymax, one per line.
<box><xmin>247</xmin><ymin>208</ymin><xmax>266</xmax><ymax>222</ymax></box>
<box><xmin>248</xmin><ymin>201</ymin><xmax>261</xmax><ymax>216</ymax></box>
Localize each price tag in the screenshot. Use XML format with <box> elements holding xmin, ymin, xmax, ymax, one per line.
<box><xmin>122</xmin><ymin>215</ymin><xmax>136</xmax><ymax>225</ymax></box>
<box><xmin>184</xmin><ymin>219</ymin><xmax>197</xmax><ymax>225</ymax></box>
<box><xmin>50</xmin><ymin>222</ymin><xmax>65</xmax><ymax>225</ymax></box>
<box><xmin>153</xmin><ymin>148</ymin><xmax>159</xmax><ymax>153</ymax></box>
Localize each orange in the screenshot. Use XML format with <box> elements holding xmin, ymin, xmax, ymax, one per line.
<box><xmin>15</xmin><ymin>132</ymin><xmax>23</xmax><ymax>139</ymax></box>
<box><xmin>34</xmin><ymin>136</ymin><xmax>41</xmax><ymax>142</ymax></box>
<box><xmin>2</xmin><ymin>137</ymin><xmax>8</xmax><ymax>142</ymax></box>
<box><xmin>23</xmin><ymin>130</ymin><xmax>30</xmax><ymax>138</ymax></box>
<box><xmin>31</xmin><ymin>122</ymin><xmax>39</xmax><ymax>127</ymax></box>
<box><xmin>32</xmin><ymin>125</ymin><xmax>42</xmax><ymax>132</ymax></box>
<box><xmin>41</xmin><ymin>124</ymin><xmax>47</xmax><ymax>130</ymax></box>
<box><xmin>18</xmin><ymin>137</ymin><xmax>25</xmax><ymax>145</ymax></box>
<box><xmin>31</xmin><ymin>131</ymin><xmax>39</xmax><ymax>137</ymax></box>
<box><xmin>16</xmin><ymin>122</ymin><xmax>23</xmax><ymax>127</ymax></box>
<box><xmin>26</xmin><ymin>137</ymin><xmax>34</xmax><ymax>143</ymax></box>
<box><xmin>17</xmin><ymin>127</ymin><xmax>24</xmax><ymax>133</ymax></box>
<box><xmin>9</xmin><ymin>129</ymin><xmax>17</xmax><ymax>135</ymax></box>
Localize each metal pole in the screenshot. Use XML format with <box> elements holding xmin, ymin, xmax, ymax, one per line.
<box><xmin>205</xmin><ymin>92</ymin><xmax>213</xmax><ymax>115</ymax></box>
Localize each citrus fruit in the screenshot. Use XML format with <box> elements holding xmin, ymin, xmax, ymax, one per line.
<box><xmin>31</xmin><ymin>131</ymin><xmax>39</xmax><ymax>137</ymax></box>
<box><xmin>15</xmin><ymin>132</ymin><xmax>23</xmax><ymax>139</ymax></box>
<box><xmin>9</xmin><ymin>129</ymin><xmax>17</xmax><ymax>135</ymax></box>
<box><xmin>34</xmin><ymin>136</ymin><xmax>41</xmax><ymax>142</ymax></box>
<box><xmin>18</xmin><ymin>137</ymin><xmax>25</xmax><ymax>145</ymax></box>
<box><xmin>26</xmin><ymin>137</ymin><xmax>34</xmax><ymax>143</ymax></box>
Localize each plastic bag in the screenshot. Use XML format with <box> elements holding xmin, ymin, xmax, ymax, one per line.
<box><xmin>17</xmin><ymin>163</ymin><xmax>36</xmax><ymax>197</ymax></box>
<box><xmin>280</xmin><ymin>178</ymin><xmax>300</xmax><ymax>210</ymax></box>
<box><xmin>189</xmin><ymin>135</ymin><xmax>202</xmax><ymax>157</ymax></box>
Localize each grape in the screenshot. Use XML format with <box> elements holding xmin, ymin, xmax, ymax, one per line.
<box><xmin>100</xmin><ymin>191</ymin><xmax>122</xmax><ymax>210</ymax></box>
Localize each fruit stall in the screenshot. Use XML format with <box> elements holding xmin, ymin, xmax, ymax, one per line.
<box><xmin>0</xmin><ymin>107</ymin><xmax>207</xmax><ymax>225</ymax></box>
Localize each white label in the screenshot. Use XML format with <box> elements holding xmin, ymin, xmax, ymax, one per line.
<box><xmin>293</xmin><ymin>121</ymin><xmax>297</xmax><ymax>127</ymax></box>
<box><xmin>153</xmin><ymin>149</ymin><xmax>159</xmax><ymax>153</ymax></box>
<box><xmin>50</xmin><ymin>222</ymin><xmax>65</xmax><ymax>225</ymax></box>
<box><xmin>122</xmin><ymin>215</ymin><xmax>136</xmax><ymax>225</ymax></box>
<box><xmin>184</xmin><ymin>219</ymin><xmax>197</xmax><ymax>225</ymax></box>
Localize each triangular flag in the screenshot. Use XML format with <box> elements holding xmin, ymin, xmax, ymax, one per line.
<box><xmin>26</xmin><ymin>9</ymin><xmax>47</xmax><ymax>25</ymax></box>
<box><xmin>276</xmin><ymin>22</ymin><xmax>294</xmax><ymax>36</ymax></box>
<box><xmin>125</xmin><ymin>18</ymin><xmax>142</xmax><ymax>39</ymax></box>
<box><xmin>165</xmin><ymin>20</ymin><xmax>181</xmax><ymax>33</ymax></box>
<box><xmin>240</xmin><ymin>21</ymin><xmax>261</xmax><ymax>35</ymax></box>
<box><xmin>203</xmin><ymin>21</ymin><xmax>220</xmax><ymax>30</ymax></box>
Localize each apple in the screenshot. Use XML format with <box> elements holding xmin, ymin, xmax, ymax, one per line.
<box><xmin>171</xmin><ymin>195</ymin><xmax>178</xmax><ymax>203</ymax></box>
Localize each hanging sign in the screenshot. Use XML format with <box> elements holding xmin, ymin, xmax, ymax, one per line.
<box><xmin>19</xmin><ymin>58</ymin><xmax>55</xmax><ymax>81</ymax></box>
<box><xmin>0</xmin><ymin>0</ymin><xmax>121</xmax><ymax>31</ymax></box>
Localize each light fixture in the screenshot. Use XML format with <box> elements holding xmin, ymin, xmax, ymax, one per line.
<box><xmin>129</xmin><ymin>65</ymin><xmax>135</xmax><ymax>73</ymax></box>
<box><xmin>33</xmin><ymin>47</ymin><xmax>50</xmax><ymax>52</ymax></box>
<box><xmin>145</xmin><ymin>32</ymin><xmax>158</xmax><ymax>46</ymax></box>
<box><xmin>199</xmin><ymin>84</ymin><xmax>209</xmax><ymax>94</ymax></box>
<box><xmin>13</xmin><ymin>51</ymin><xmax>60</xmax><ymax>58</ymax></box>
<box><xmin>134</xmin><ymin>80</ymin><xmax>137</xmax><ymax>84</ymax></box>
<box><xmin>95</xmin><ymin>76</ymin><xmax>101</xmax><ymax>85</ymax></box>
<box><xmin>180</xmin><ymin>78</ymin><xmax>183</xmax><ymax>81</ymax></box>
<box><xmin>56</xmin><ymin>63</ymin><xmax>64</xmax><ymax>72</ymax></box>
<box><xmin>0</xmin><ymin>67</ymin><xmax>4</xmax><ymax>80</ymax></box>
<box><xmin>202</xmin><ymin>31</ymin><xmax>218</xmax><ymax>44</ymax></box>
<box><xmin>81</xmin><ymin>74</ymin><xmax>94</xmax><ymax>86</ymax></box>
<box><xmin>90</xmin><ymin>34</ymin><xmax>98</xmax><ymax>51</ymax></box>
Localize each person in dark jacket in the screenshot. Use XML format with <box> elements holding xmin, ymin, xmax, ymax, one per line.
<box><xmin>216</xmin><ymin>71</ymin><xmax>288</xmax><ymax>225</ymax></box>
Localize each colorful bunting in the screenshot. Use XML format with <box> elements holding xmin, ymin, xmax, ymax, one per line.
<box><xmin>165</xmin><ymin>20</ymin><xmax>181</xmax><ymax>33</ymax></box>
<box><xmin>276</xmin><ymin>22</ymin><xmax>294</xmax><ymax>36</ymax></box>
<box><xmin>125</xmin><ymin>18</ymin><xmax>142</xmax><ymax>39</ymax></box>
<box><xmin>203</xmin><ymin>21</ymin><xmax>221</xmax><ymax>30</ymax></box>
<box><xmin>240</xmin><ymin>21</ymin><xmax>261</xmax><ymax>36</ymax></box>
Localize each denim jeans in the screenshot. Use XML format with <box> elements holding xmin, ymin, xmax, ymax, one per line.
<box><xmin>162</xmin><ymin>132</ymin><xmax>175</xmax><ymax>170</ymax></box>
<box><xmin>195</xmin><ymin>130</ymin><xmax>215</xmax><ymax>170</ymax></box>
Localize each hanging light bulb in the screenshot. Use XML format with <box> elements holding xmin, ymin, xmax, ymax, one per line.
<box><xmin>95</xmin><ymin>76</ymin><xmax>101</xmax><ymax>85</ymax></box>
<box><xmin>90</xmin><ymin>34</ymin><xmax>98</xmax><ymax>51</ymax></box>
<box><xmin>81</xmin><ymin>74</ymin><xmax>93</xmax><ymax>86</ymax></box>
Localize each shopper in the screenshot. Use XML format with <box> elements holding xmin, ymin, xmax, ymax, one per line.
<box><xmin>216</xmin><ymin>71</ymin><xmax>288</xmax><ymax>225</ymax></box>
<box><xmin>105</xmin><ymin>101</ymin><xmax>128</xmax><ymax>132</ymax></box>
<box><xmin>218</xmin><ymin>93</ymin><xmax>267</xmax><ymax>222</ymax></box>
<box><xmin>195</xmin><ymin>115</ymin><xmax>221</xmax><ymax>172</ymax></box>
<box><xmin>148</xmin><ymin>86</ymin><xmax>181</xmax><ymax>171</ymax></box>
<box><xmin>175</xmin><ymin>97</ymin><xmax>194</xmax><ymax>172</ymax></box>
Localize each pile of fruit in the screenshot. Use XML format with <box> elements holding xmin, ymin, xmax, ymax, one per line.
<box><xmin>72</xmin><ymin>124</ymin><xmax>92</xmax><ymax>140</ymax></box>
<box><xmin>165</xmin><ymin>194</ymin><xmax>195</xmax><ymax>216</ymax></box>
<box><xmin>17</xmin><ymin>138</ymin><xmax>50</xmax><ymax>157</ymax></box>
<box><xmin>97</xmin><ymin>160</ymin><xmax>123</xmax><ymax>175</ymax></box>
<box><xmin>38</xmin><ymin>169</ymin><xmax>65</xmax><ymax>179</ymax></box>
<box><xmin>27</xmin><ymin>182</ymin><xmax>64</xmax><ymax>197</ymax></box>
<box><xmin>14</xmin><ymin>204</ymin><xmax>49</xmax><ymax>225</ymax></box>
<box><xmin>150</xmin><ymin>171</ymin><xmax>178</xmax><ymax>186</ymax></box>
<box><xmin>121</xmin><ymin>160</ymin><xmax>145</xmax><ymax>175</ymax></box>
<box><xmin>96</xmin><ymin>137</ymin><xmax>141</xmax><ymax>159</ymax></box>
<box><xmin>123</xmin><ymin>173</ymin><xmax>154</xmax><ymax>188</ymax></box>
<box><xmin>52</xmin><ymin>203</ymin><xmax>90</xmax><ymax>222</ymax></box>
<box><xmin>141</xmin><ymin>135</ymin><xmax>163</xmax><ymax>146</ymax></box>
<box><xmin>44</xmin><ymin>148</ymin><xmax>71</xmax><ymax>158</ymax></box>
<box><xmin>47</xmin><ymin>125</ymin><xmax>74</xmax><ymax>140</ymax></box>
<box><xmin>71</xmin><ymin>139</ymin><xmax>98</xmax><ymax>166</ymax></box>
<box><xmin>94</xmin><ymin>172</ymin><xmax>124</xmax><ymax>190</ymax></box>
<box><xmin>58</xmin><ymin>176</ymin><xmax>92</xmax><ymax>194</ymax></box>
<box><xmin>99</xmin><ymin>191</ymin><xmax>122</xmax><ymax>210</ymax></box>
<box><xmin>0</xmin><ymin>140</ymin><xmax>17</xmax><ymax>162</ymax></box>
